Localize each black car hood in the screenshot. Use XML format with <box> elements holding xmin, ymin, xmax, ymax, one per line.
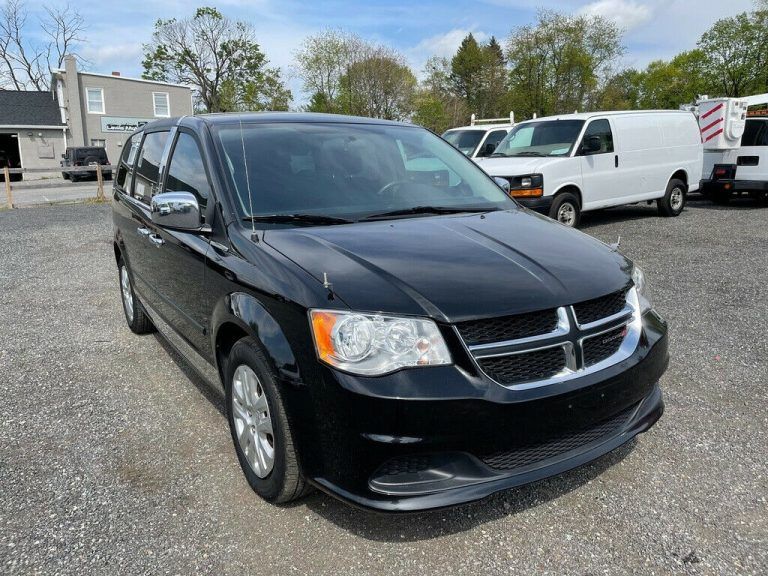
<box><xmin>264</xmin><ymin>209</ymin><xmax>632</xmax><ymax>322</ymax></box>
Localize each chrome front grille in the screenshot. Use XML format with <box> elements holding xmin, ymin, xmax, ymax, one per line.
<box><xmin>459</xmin><ymin>287</ymin><xmax>641</xmax><ymax>390</ymax></box>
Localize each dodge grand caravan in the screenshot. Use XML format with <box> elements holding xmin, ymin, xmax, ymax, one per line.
<box><xmin>112</xmin><ymin>113</ymin><xmax>668</xmax><ymax>512</ymax></box>
<box><xmin>475</xmin><ymin>111</ymin><xmax>703</xmax><ymax>227</ymax></box>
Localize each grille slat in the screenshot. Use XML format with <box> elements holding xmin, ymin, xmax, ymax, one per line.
<box><xmin>477</xmin><ymin>347</ymin><xmax>566</xmax><ymax>385</ymax></box>
<box><xmin>573</xmin><ymin>289</ymin><xmax>628</xmax><ymax>325</ymax></box>
<box><xmin>481</xmin><ymin>404</ymin><xmax>636</xmax><ymax>471</ymax></box>
<box><xmin>583</xmin><ymin>326</ymin><xmax>627</xmax><ymax>367</ymax></box>
<box><xmin>456</xmin><ymin>309</ymin><xmax>558</xmax><ymax>346</ymax></box>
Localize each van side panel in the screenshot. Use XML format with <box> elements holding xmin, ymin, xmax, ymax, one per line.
<box><xmin>598</xmin><ymin>113</ymin><xmax>702</xmax><ymax>209</ymax></box>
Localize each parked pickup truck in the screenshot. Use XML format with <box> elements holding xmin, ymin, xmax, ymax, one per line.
<box><xmin>113</xmin><ymin>113</ymin><xmax>668</xmax><ymax>512</ymax></box>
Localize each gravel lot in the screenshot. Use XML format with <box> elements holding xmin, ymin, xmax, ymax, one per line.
<box><xmin>1</xmin><ymin>198</ymin><xmax>766</xmax><ymax>575</ymax></box>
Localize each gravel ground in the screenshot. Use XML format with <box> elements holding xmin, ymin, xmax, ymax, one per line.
<box><xmin>1</xmin><ymin>198</ymin><xmax>766</xmax><ymax>575</ymax></box>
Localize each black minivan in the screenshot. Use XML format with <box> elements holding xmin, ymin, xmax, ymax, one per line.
<box><xmin>112</xmin><ymin>113</ymin><xmax>668</xmax><ymax>512</ymax></box>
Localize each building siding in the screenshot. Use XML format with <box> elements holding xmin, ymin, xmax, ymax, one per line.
<box><xmin>0</xmin><ymin>128</ymin><xmax>66</xmax><ymax>179</ymax></box>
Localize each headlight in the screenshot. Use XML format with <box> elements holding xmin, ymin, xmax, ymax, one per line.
<box><xmin>309</xmin><ymin>310</ymin><xmax>452</xmax><ymax>375</ymax></box>
<box><xmin>507</xmin><ymin>173</ymin><xmax>543</xmax><ymax>198</ymax></box>
<box><xmin>632</xmin><ymin>265</ymin><xmax>651</xmax><ymax>312</ymax></box>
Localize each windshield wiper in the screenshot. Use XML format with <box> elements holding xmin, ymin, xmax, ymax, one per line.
<box><xmin>362</xmin><ymin>205</ymin><xmax>500</xmax><ymax>221</ymax></box>
<box><xmin>243</xmin><ymin>214</ymin><xmax>353</xmax><ymax>225</ymax></box>
<box><xmin>509</xmin><ymin>151</ymin><xmax>547</xmax><ymax>157</ymax></box>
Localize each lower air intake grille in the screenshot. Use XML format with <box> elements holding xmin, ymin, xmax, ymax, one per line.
<box><xmin>481</xmin><ymin>404</ymin><xmax>637</xmax><ymax>471</ymax></box>
<box><xmin>478</xmin><ymin>346</ymin><xmax>566</xmax><ymax>385</ymax></box>
<box><xmin>573</xmin><ymin>289</ymin><xmax>628</xmax><ymax>325</ymax></box>
<box><xmin>378</xmin><ymin>456</ymin><xmax>430</xmax><ymax>477</ymax></box>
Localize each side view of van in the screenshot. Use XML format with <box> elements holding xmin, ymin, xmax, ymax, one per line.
<box><xmin>475</xmin><ymin>111</ymin><xmax>703</xmax><ymax>227</ymax></box>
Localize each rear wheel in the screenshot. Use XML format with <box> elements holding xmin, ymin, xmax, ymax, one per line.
<box><xmin>658</xmin><ymin>178</ymin><xmax>686</xmax><ymax>216</ymax></box>
<box><xmin>548</xmin><ymin>192</ymin><xmax>581</xmax><ymax>227</ymax></box>
<box><xmin>118</xmin><ymin>260</ymin><xmax>154</xmax><ymax>334</ymax></box>
<box><xmin>226</xmin><ymin>337</ymin><xmax>309</xmax><ymax>504</ymax></box>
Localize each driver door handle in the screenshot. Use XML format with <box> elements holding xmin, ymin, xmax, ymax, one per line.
<box><xmin>148</xmin><ymin>233</ymin><xmax>165</xmax><ymax>247</ymax></box>
<box><xmin>137</xmin><ymin>226</ymin><xmax>150</xmax><ymax>237</ymax></box>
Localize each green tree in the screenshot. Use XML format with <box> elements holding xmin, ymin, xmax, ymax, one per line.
<box><xmin>141</xmin><ymin>7</ymin><xmax>290</xmax><ymax>112</ymax></box>
<box><xmin>450</xmin><ymin>33</ymin><xmax>484</xmax><ymax>114</ymax></box>
<box><xmin>506</xmin><ymin>10</ymin><xmax>624</xmax><ymax>117</ymax></box>
<box><xmin>697</xmin><ymin>10</ymin><xmax>768</xmax><ymax>96</ymax></box>
<box><xmin>337</xmin><ymin>51</ymin><xmax>416</xmax><ymax>120</ymax></box>
<box><xmin>413</xmin><ymin>56</ymin><xmax>468</xmax><ymax>132</ymax></box>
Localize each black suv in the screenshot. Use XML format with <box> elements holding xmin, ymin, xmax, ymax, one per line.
<box><xmin>61</xmin><ymin>146</ymin><xmax>112</xmax><ymax>181</ymax></box>
<box><xmin>112</xmin><ymin>113</ymin><xmax>668</xmax><ymax>512</ymax></box>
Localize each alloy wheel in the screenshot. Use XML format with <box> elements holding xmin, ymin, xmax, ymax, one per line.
<box><xmin>557</xmin><ymin>202</ymin><xmax>576</xmax><ymax>226</ymax></box>
<box><xmin>232</xmin><ymin>364</ymin><xmax>275</xmax><ymax>478</ymax></box>
<box><xmin>670</xmin><ymin>187</ymin><xmax>684</xmax><ymax>211</ymax></box>
<box><xmin>120</xmin><ymin>267</ymin><xmax>134</xmax><ymax>323</ymax></box>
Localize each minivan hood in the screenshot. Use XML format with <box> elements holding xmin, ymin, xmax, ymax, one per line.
<box><xmin>474</xmin><ymin>156</ymin><xmax>565</xmax><ymax>177</ymax></box>
<box><xmin>264</xmin><ymin>210</ymin><xmax>631</xmax><ymax>323</ymax></box>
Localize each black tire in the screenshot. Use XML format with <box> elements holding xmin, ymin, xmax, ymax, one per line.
<box><xmin>62</xmin><ymin>171</ymin><xmax>69</xmax><ymax>180</ymax></box>
<box><xmin>658</xmin><ymin>178</ymin><xmax>687</xmax><ymax>216</ymax></box>
<box><xmin>225</xmin><ymin>336</ymin><xmax>309</xmax><ymax>504</ymax></box>
<box><xmin>548</xmin><ymin>192</ymin><xmax>581</xmax><ymax>227</ymax></box>
<box><xmin>118</xmin><ymin>259</ymin><xmax>154</xmax><ymax>334</ymax></box>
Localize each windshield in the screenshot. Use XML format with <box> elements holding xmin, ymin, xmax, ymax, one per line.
<box><xmin>214</xmin><ymin>122</ymin><xmax>515</xmax><ymax>224</ymax></box>
<box><xmin>493</xmin><ymin>120</ymin><xmax>585</xmax><ymax>157</ymax></box>
<box><xmin>442</xmin><ymin>129</ymin><xmax>486</xmax><ymax>156</ymax></box>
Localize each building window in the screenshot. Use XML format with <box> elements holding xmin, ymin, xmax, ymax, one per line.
<box><xmin>90</xmin><ymin>139</ymin><xmax>106</xmax><ymax>147</ymax></box>
<box><xmin>153</xmin><ymin>92</ymin><xmax>170</xmax><ymax>117</ymax></box>
<box><xmin>86</xmin><ymin>87</ymin><xmax>104</xmax><ymax>114</ymax></box>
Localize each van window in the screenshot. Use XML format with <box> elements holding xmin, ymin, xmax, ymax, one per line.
<box><xmin>442</xmin><ymin>130</ymin><xmax>486</xmax><ymax>156</ymax></box>
<box><xmin>116</xmin><ymin>133</ymin><xmax>141</xmax><ymax>191</ymax></box>
<box><xmin>132</xmin><ymin>131</ymin><xmax>169</xmax><ymax>203</ymax></box>
<box><xmin>494</xmin><ymin>120</ymin><xmax>584</xmax><ymax>157</ymax></box>
<box><xmin>476</xmin><ymin>130</ymin><xmax>508</xmax><ymax>157</ymax></box>
<box><xmin>581</xmin><ymin>119</ymin><xmax>613</xmax><ymax>154</ymax></box>
<box><xmin>742</xmin><ymin>119</ymin><xmax>768</xmax><ymax>146</ymax></box>
<box><xmin>164</xmin><ymin>132</ymin><xmax>211</xmax><ymax>210</ymax></box>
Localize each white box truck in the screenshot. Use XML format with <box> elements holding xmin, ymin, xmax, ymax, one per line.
<box><xmin>475</xmin><ymin>110</ymin><xmax>703</xmax><ymax>227</ymax></box>
<box><xmin>698</xmin><ymin>93</ymin><xmax>768</xmax><ymax>203</ymax></box>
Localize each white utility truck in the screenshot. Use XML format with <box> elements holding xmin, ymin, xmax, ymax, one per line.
<box><xmin>474</xmin><ymin>110</ymin><xmax>703</xmax><ymax>227</ymax></box>
<box><xmin>697</xmin><ymin>93</ymin><xmax>768</xmax><ymax>204</ymax></box>
<box><xmin>442</xmin><ymin>113</ymin><xmax>515</xmax><ymax>160</ymax></box>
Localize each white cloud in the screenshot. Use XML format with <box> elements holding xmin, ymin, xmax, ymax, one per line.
<box><xmin>405</xmin><ymin>28</ymin><xmax>491</xmax><ymax>78</ymax></box>
<box><xmin>578</xmin><ymin>0</ymin><xmax>653</xmax><ymax>31</ymax></box>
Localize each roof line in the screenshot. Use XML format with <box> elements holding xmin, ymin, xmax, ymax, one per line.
<box><xmin>51</xmin><ymin>69</ymin><xmax>193</xmax><ymax>90</ymax></box>
<box><xmin>0</xmin><ymin>125</ymin><xmax>66</xmax><ymax>129</ymax></box>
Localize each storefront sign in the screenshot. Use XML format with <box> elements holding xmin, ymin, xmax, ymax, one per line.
<box><xmin>100</xmin><ymin>117</ymin><xmax>154</xmax><ymax>133</ymax></box>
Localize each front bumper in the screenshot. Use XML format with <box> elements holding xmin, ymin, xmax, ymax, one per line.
<box><xmin>514</xmin><ymin>195</ymin><xmax>554</xmax><ymax>214</ymax></box>
<box><xmin>301</xmin><ymin>310</ymin><xmax>669</xmax><ymax>512</ymax></box>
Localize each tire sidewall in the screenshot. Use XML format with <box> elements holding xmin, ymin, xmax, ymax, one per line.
<box><xmin>549</xmin><ymin>193</ymin><xmax>581</xmax><ymax>227</ymax></box>
<box><xmin>118</xmin><ymin>262</ymin><xmax>137</xmax><ymax>328</ymax></box>
<box><xmin>225</xmin><ymin>340</ymin><xmax>290</xmax><ymax>501</ymax></box>
<box><xmin>665</xmin><ymin>180</ymin><xmax>686</xmax><ymax>216</ymax></box>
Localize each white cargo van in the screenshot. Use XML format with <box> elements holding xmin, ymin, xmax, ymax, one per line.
<box><xmin>442</xmin><ymin>113</ymin><xmax>515</xmax><ymax>159</ymax></box>
<box><xmin>475</xmin><ymin>111</ymin><xmax>703</xmax><ymax>227</ymax></box>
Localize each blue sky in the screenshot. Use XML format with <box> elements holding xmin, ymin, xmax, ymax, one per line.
<box><xmin>24</xmin><ymin>0</ymin><xmax>756</xmax><ymax>104</ymax></box>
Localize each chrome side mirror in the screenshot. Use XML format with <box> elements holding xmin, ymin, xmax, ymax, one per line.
<box><xmin>151</xmin><ymin>191</ymin><xmax>204</xmax><ymax>231</ymax></box>
<box><xmin>493</xmin><ymin>176</ymin><xmax>511</xmax><ymax>193</ymax></box>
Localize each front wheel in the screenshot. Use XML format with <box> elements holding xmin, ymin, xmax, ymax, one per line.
<box><xmin>548</xmin><ymin>192</ymin><xmax>581</xmax><ymax>227</ymax></box>
<box><xmin>226</xmin><ymin>337</ymin><xmax>309</xmax><ymax>504</ymax></box>
<box><xmin>658</xmin><ymin>178</ymin><xmax>686</xmax><ymax>216</ymax></box>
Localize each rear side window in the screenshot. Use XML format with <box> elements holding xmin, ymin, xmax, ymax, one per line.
<box><xmin>582</xmin><ymin>119</ymin><xmax>614</xmax><ymax>154</ymax></box>
<box><xmin>164</xmin><ymin>132</ymin><xmax>211</xmax><ymax>210</ymax></box>
<box><xmin>742</xmin><ymin>120</ymin><xmax>768</xmax><ymax>147</ymax></box>
<box><xmin>116</xmin><ymin>134</ymin><xmax>142</xmax><ymax>191</ymax></box>
<box><xmin>133</xmin><ymin>131</ymin><xmax>169</xmax><ymax>203</ymax></box>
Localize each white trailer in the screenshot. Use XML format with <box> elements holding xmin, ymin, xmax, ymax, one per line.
<box><xmin>698</xmin><ymin>93</ymin><xmax>768</xmax><ymax>203</ymax></box>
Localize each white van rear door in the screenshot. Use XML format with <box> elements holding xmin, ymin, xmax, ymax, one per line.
<box><xmin>578</xmin><ymin>118</ymin><xmax>619</xmax><ymax>209</ymax></box>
